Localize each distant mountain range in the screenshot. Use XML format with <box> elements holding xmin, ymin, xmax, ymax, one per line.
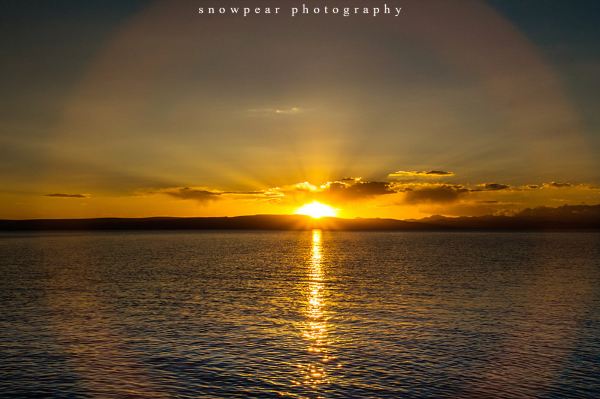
<box><xmin>1</xmin><ymin>204</ymin><xmax>599</xmax><ymax>231</ymax></box>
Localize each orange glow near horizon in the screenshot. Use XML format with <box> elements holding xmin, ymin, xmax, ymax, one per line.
<box><xmin>295</xmin><ymin>201</ymin><xmax>338</xmax><ymax>219</ymax></box>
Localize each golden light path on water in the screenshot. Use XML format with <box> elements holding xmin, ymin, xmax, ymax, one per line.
<box><xmin>297</xmin><ymin>229</ymin><xmax>338</xmax><ymax>389</ymax></box>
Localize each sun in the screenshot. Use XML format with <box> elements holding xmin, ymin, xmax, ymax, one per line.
<box><xmin>295</xmin><ymin>201</ymin><xmax>338</xmax><ymax>219</ymax></box>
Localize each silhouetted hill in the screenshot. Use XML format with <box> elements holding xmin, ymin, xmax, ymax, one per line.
<box><xmin>0</xmin><ymin>205</ymin><xmax>599</xmax><ymax>231</ymax></box>
<box><xmin>416</xmin><ymin>204</ymin><xmax>600</xmax><ymax>230</ymax></box>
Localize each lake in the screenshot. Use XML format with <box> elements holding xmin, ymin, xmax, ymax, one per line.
<box><xmin>1</xmin><ymin>231</ymin><xmax>599</xmax><ymax>398</ymax></box>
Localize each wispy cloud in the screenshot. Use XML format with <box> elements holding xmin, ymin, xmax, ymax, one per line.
<box><xmin>388</xmin><ymin>170</ymin><xmax>454</xmax><ymax>179</ymax></box>
<box><xmin>247</xmin><ymin>106</ymin><xmax>303</xmax><ymax>116</ymax></box>
<box><xmin>476</xmin><ymin>183</ymin><xmax>511</xmax><ymax>191</ymax></box>
<box><xmin>543</xmin><ymin>181</ymin><xmax>573</xmax><ymax>188</ymax></box>
<box><xmin>162</xmin><ymin>187</ymin><xmax>221</xmax><ymax>203</ymax></box>
<box><xmin>321</xmin><ymin>180</ymin><xmax>395</xmax><ymax>201</ymax></box>
<box><xmin>155</xmin><ymin>186</ymin><xmax>279</xmax><ymax>205</ymax></box>
<box><xmin>147</xmin><ymin>176</ymin><xmax>600</xmax><ymax>215</ymax></box>
<box><xmin>399</xmin><ymin>184</ymin><xmax>468</xmax><ymax>204</ymax></box>
<box><xmin>276</xmin><ymin>178</ymin><xmax>395</xmax><ymax>203</ymax></box>
<box><xmin>44</xmin><ymin>193</ymin><xmax>89</xmax><ymax>198</ymax></box>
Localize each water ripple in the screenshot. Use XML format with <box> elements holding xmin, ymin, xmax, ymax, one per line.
<box><xmin>0</xmin><ymin>231</ymin><xmax>599</xmax><ymax>398</ymax></box>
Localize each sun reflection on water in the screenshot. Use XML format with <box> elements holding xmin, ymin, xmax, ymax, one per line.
<box><xmin>298</xmin><ymin>229</ymin><xmax>337</xmax><ymax>389</ymax></box>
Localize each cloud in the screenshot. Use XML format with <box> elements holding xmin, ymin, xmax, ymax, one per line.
<box><xmin>388</xmin><ymin>170</ymin><xmax>454</xmax><ymax>179</ymax></box>
<box><xmin>276</xmin><ymin>178</ymin><xmax>395</xmax><ymax>203</ymax></box>
<box><xmin>543</xmin><ymin>181</ymin><xmax>573</xmax><ymax>188</ymax></box>
<box><xmin>162</xmin><ymin>187</ymin><xmax>221</xmax><ymax>203</ymax></box>
<box><xmin>149</xmin><ymin>177</ymin><xmax>599</xmax><ymax>213</ymax></box>
<box><xmin>425</xmin><ymin>200</ymin><xmax>519</xmax><ymax>217</ymax></box>
<box><xmin>44</xmin><ymin>193</ymin><xmax>89</xmax><ymax>198</ymax></box>
<box><xmin>247</xmin><ymin>107</ymin><xmax>303</xmax><ymax>116</ymax></box>
<box><xmin>339</xmin><ymin>177</ymin><xmax>362</xmax><ymax>183</ymax></box>
<box><xmin>401</xmin><ymin>184</ymin><xmax>468</xmax><ymax>204</ymax></box>
<box><xmin>321</xmin><ymin>181</ymin><xmax>395</xmax><ymax>201</ymax></box>
<box><xmin>156</xmin><ymin>186</ymin><xmax>278</xmax><ymax>204</ymax></box>
<box><xmin>477</xmin><ymin>183</ymin><xmax>511</xmax><ymax>191</ymax></box>
<box><xmin>517</xmin><ymin>204</ymin><xmax>600</xmax><ymax>219</ymax></box>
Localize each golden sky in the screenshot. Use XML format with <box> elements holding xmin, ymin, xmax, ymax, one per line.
<box><xmin>1</xmin><ymin>0</ymin><xmax>599</xmax><ymax>219</ymax></box>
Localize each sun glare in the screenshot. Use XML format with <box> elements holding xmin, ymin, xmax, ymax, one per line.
<box><xmin>295</xmin><ymin>201</ymin><xmax>337</xmax><ymax>219</ymax></box>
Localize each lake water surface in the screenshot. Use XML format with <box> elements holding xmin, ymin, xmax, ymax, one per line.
<box><xmin>1</xmin><ymin>231</ymin><xmax>599</xmax><ymax>398</ymax></box>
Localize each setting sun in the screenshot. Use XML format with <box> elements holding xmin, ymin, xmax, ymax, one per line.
<box><xmin>295</xmin><ymin>201</ymin><xmax>338</xmax><ymax>219</ymax></box>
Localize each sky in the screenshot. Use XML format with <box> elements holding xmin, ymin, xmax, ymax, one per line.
<box><xmin>1</xmin><ymin>0</ymin><xmax>599</xmax><ymax>219</ymax></box>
